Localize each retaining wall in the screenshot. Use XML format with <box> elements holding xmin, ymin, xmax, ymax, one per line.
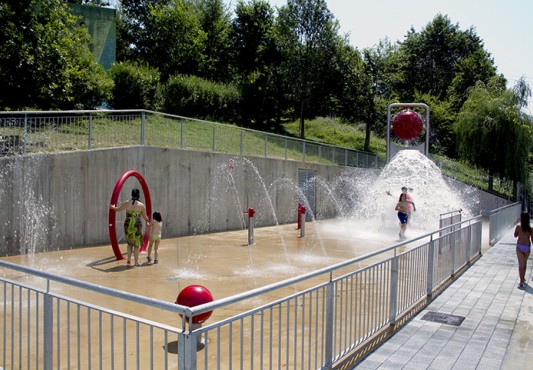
<box><xmin>0</xmin><ymin>147</ymin><xmax>507</xmax><ymax>256</ymax></box>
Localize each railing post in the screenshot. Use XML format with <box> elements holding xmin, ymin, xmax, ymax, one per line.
<box><xmin>180</xmin><ymin>120</ymin><xmax>184</xmax><ymax>148</ymax></box>
<box><xmin>177</xmin><ymin>329</ymin><xmax>197</xmax><ymax>370</ymax></box>
<box><xmin>303</xmin><ymin>141</ymin><xmax>306</xmax><ymax>162</ymax></box>
<box><xmin>88</xmin><ymin>113</ymin><xmax>93</xmax><ymax>150</ymax></box>
<box><xmin>264</xmin><ymin>135</ymin><xmax>268</xmax><ymax>157</ymax></box>
<box><xmin>426</xmin><ymin>237</ymin><xmax>435</xmax><ymax>298</ymax></box>
<box><xmin>23</xmin><ymin>113</ymin><xmax>28</xmax><ymax>155</ymax></box>
<box><xmin>212</xmin><ymin>126</ymin><xmax>216</xmax><ymax>152</ymax></box>
<box><xmin>466</xmin><ymin>224</ymin><xmax>472</xmax><ymax>265</ymax></box>
<box><xmin>450</xmin><ymin>230</ymin><xmax>456</xmax><ymax>277</ymax></box>
<box><xmin>43</xmin><ymin>291</ymin><xmax>53</xmax><ymax>370</ymax></box>
<box><xmin>345</xmin><ymin>149</ymin><xmax>348</xmax><ymax>166</ymax></box>
<box><xmin>324</xmin><ymin>281</ymin><xmax>335</xmax><ymax>369</ymax></box>
<box><xmin>141</xmin><ymin>111</ymin><xmax>145</xmax><ymax>145</ymax></box>
<box><xmin>240</xmin><ymin>131</ymin><xmax>244</xmax><ymax>156</ymax></box>
<box><xmin>389</xmin><ymin>254</ymin><xmax>399</xmax><ymax>325</ymax></box>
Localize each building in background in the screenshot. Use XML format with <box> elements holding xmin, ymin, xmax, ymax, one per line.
<box><xmin>68</xmin><ymin>3</ymin><xmax>116</xmax><ymax>71</ymax></box>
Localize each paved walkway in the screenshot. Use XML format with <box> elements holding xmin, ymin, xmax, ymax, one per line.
<box><xmin>355</xmin><ymin>226</ymin><xmax>533</xmax><ymax>369</ymax></box>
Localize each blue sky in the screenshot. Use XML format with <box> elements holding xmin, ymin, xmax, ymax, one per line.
<box><xmin>225</xmin><ymin>0</ymin><xmax>533</xmax><ymax>112</ymax></box>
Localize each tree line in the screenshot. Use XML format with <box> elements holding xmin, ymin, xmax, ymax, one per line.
<box><xmin>1</xmin><ymin>0</ymin><xmax>532</xmax><ymax>188</ymax></box>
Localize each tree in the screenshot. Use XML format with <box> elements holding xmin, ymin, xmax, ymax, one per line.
<box><xmin>115</xmin><ymin>0</ymin><xmax>170</xmax><ymax>62</ymax></box>
<box><xmin>229</xmin><ymin>0</ymin><xmax>282</xmax><ymax>128</ymax></box>
<box><xmin>0</xmin><ymin>0</ymin><xmax>111</xmax><ymax>110</ymax></box>
<box><xmin>193</xmin><ymin>0</ymin><xmax>233</xmax><ymax>82</ymax></box>
<box><xmin>145</xmin><ymin>0</ymin><xmax>206</xmax><ymax>79</ymax></box>
<box><xmin>396</xmin><ymin>14</ymin><xmax>499</xmax><ymax>107</ymax></box>
<box><xmin>456</xmin><ymin>78</ymin><xmax>533</xmax><ymax>190</ymax></box>
<box><xmin>276</xmin><ymin>0</ymin><xmax>342</xmax><ymax>138</ymax></box>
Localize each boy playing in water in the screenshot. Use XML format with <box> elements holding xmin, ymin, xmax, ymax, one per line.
<box><xmin>395</xmin><ymin>193</ymin><xmax>416</xmax><ymax>240</ymax></box>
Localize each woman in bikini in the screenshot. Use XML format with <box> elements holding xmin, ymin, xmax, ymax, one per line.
<box><xmin>514</xmin><ymin>211</ymin><xmax>532</xmax><ymax>289</ymax></box>
<box><xmin>110</xmin><ymin>188</ymin><xmax>150</xmax><ymax>267</ymax></box>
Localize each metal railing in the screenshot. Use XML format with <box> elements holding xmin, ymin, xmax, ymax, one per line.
<box><xmin>0</xmin><ymin>110</ymin><xmax>378</xmax><ymax>168</ymax></box>
<box><xmin>489</xmin><ymin>202</ymin><xmax>521</xmax><ymax>246</ymax></box>
<box><xmin>1</xmin><ymin>217</ymin><xmax>482</xmax><ymax>370</ymax></box>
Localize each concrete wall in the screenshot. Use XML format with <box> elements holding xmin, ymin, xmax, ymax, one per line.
<box><xmin>0</xmin><ymin>147</ymin><xmax>343</xmax><ymax>255</ymax></box>
<box><xmin>0</xmin><ymin>147</ymin><xmax>508</xmax><ymax>256</ymax></box>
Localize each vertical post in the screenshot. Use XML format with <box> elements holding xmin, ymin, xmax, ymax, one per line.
<box><xmin>246</xmin><ymin>208</ymin><xmax>255</xmax><ymax>246</ymax></box>
<box><xmin>284</xmin><ymin>139</ymin><xmax>287</xmax><ymax>160</ymax></box>
<box><xmin>466</xmin><ymin>223</ymin><xmax>472</xmax><ymax>265</ymax></box>
<box><xmin>264</xmin><ymin>135</ymin><xmax>268</xmax><ymax>157</ymax></box>
<box><xmin>177</xmin><ymin>328</ymin><xmax>197</xmax><ymax>370</ymax></box>
<box><xmin>324</xmin><ymin>281</ymin><xmax>335</xmax><ymax>369</ymax></box>
<box><xmin>141</xmin><ymin>111</ymin><xmax>146</xmax><ymax>145</ymax></box>
<box><xmin>180</xmin><ymin>120</ymin><xmax>184</xmax><ymax>148</ymax></box>
<box><xmin>212</xmin><ymin>126</ymin><xmax>216</xmax><ymax>152</ymax></box>
<box><xmin>426</xmin><ymin>237</ymin><xmax>435</xmax><ymax>298</ymax></box>
<box><xmin>43</xmin><ymin>290</ymin><xmax>53</xmax><ymax>370</ymax></box>
<box><xmin>88</xmin><ymin>113</ymin><xmax>93</xmax><ymax>150</ymax></box>
<box><xmin>450</xmin><ymin>230</ymin><xmax>456</xmax><ymax>277</ymax></box>
<box><xmin>300</xmin><ymin>206</ymin><xmax>306</xmax><ymax>237</ymax></box>
<box><xmin>302</xmin><ymin>141</ymin><xmax>306</xmax><ymax>162</ymax></box>
<box><xmin>23</xmin><ymin>113</ymin><xmax>28</xmax><ymax>155</ymax></box>
<box><xmin>345</xmin><ymin>149</ymin><xmax>348</xmax><ymax>166</ymax></box>
<box><xmin>389</xmin><ymin>254</ymin><xmax>399</xmax><ymax>325</ymax></box>
<box><xmin>240</xmin><ymin>131</ymin><xmax>244</xmax><ymax>156</ymax></box>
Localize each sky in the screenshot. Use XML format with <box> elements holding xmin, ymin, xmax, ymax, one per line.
<box><xmin>224</xmin><ymin>0</ymin><xmax>533</xmax><ymax>113</ymax></box>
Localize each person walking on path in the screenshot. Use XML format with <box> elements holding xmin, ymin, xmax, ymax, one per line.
<box><xmin>514</xmin><ymin>211</ymin><xmax>532</xmax><ymax>289</ymax></box>
<box><xmin>395</xmin><ymin>193</ymin><xmax>416</xmax><ymax>240</ymax></box>
<box><xmin>146</xmin><ymin>211</ymin><xmax>163</xmax><ymax>264</ymax></box>
<box><xmin>110</xmin><ymin>188</ymin><xmax>150</xmax><ymax>267</ymax></box>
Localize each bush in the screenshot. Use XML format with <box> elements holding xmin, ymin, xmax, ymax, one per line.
<box><xmin>163</xmin><ymin>74</ymin><xmax>240</xmax><ymax>122</ymax></box>
<box><xmin>108</xmin><ymin>62</ymin><xmax>162</xmax><ymax>110</ymax></box>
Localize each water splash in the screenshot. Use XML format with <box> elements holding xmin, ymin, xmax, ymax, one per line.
<box><xmin>349</xmin><ymin>150</ymin><xmax>476</xmax><ymax>236</ymax></box>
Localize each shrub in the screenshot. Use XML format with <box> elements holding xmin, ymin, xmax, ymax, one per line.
<box><xmin>163</xmin><ymin>74</ymin><xmax>240</xmax><ymax>122</ymax></box>
<box><xmin>108</xmin><ymin>62</ymin><xmax>162</xmax><ymax>110</ymax></box>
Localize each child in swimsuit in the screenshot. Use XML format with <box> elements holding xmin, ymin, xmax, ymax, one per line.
<box><xmin>514</xmin><ymin>211</ymin><xmax>532</xmax><ymax>289</ymax></box>
<box><xmin>147</xmin><ymin>212</ymin><xmax>163</xmax><ymax>264</ymax></box>
<box><xmin>395</xmin><ymin>193</ymin><xmax>416</xmax><ymax>240</ymax></box>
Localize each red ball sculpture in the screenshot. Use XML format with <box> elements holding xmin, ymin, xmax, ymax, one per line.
<box><xmin>175</xmin><ymin>285</ymin><xmax>214</xmax><ymax>324</ymax></box>
<box><xmin>392</xmin><ymin>110</ymin><xmax>423</xmax><ymax>141</ymax></box>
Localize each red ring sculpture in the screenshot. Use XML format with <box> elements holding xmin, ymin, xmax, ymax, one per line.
<box><xmin>109</xmin><ymin>170</ymin><xmax>152</xmax><ymax>260</ymax></box>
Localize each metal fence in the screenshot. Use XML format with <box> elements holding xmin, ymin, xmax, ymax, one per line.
<box><xmin>489</xmin><ymin>202</ymin><xmax>521</xmax><ymax>246</ymax></box>
<box><xmin>1</xmin><ymin>217</ymin><xmax>482</xmax><ymax>370</ymax></box>
<box><xmin>0</xmin><ymin>110</ymin><xmax>378</xmax><ymax>168</ymax></box>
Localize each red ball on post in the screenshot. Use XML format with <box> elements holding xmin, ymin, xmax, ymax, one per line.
<box><xmin>392</xmin><ymin>110</ymin><xmax>423</xmax><ymax>141</ymax></box>
<box><xmin>175</xmin><ymin>285</ymin><xmax>214</xmax><ymax>324</ymax></box>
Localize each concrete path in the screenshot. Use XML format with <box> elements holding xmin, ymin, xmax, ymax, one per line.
<box><xmin>355</xmin><ymin>226</ymin><xmax>533</xmax><ymax>369</ymax></box>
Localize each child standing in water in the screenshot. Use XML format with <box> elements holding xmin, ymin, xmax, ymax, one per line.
<box><xmin>147</xmin><ymin>212</ymin><xmax>163</xmax><ymax>264</ymax></box>
<box><xmin>514</xmin><ymin>211</ymin><xmax>532</xmax><ymax>289</ymax></box>
<box><xmin>110</xmin><ymin>188</ymin><xmax>150</xmax><ymax>267</ymax></box>
<box><xmin>395</xmin><ymin>193</ymin><xmax>416</xmax><ymax>240</ymax></box>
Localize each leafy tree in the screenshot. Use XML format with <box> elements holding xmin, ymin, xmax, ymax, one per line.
<box><xmin>229</xmin><ymin>0</ymin><xmax>282</xmax><ymax>128</ymax></box>
<box><xmin>115</xmin><ymin>0</ymin><xmax>170</xmax><ymax>62</ymax></box>
<box><xmin>358</xmin><ymin>39</ymin><xmax>402</xmax><ymax>148</ymax></box>
<box><xmin>146</xmin><ymin>0</ymin><xmax>206</xmax><ymax>79</ymax></box>
<box><xmin>193</xmin><ymin>0</ymin><xmax>233</xmax><ymax>82</ymax></box>
<box><xmin>276</xmin><ymin>0</ymin><xmax>342</xmax><ymax>138</ymax></box>
<box><xmin>0</xmin><ymin>0</ymin><xmax>111</xmax><ymax>110</ymax></box>
<box><xmin>414</xmin><ymin>92</ymin><xmax>456</xmax><ymax>157</ymax></box>
<box><xmin>396</xmin><ymin>14</ymin><xmax>499</xmax><ymax>107</ymax></box>
<box><xmin>456</xmin><ymin>78</ymin><xmax>533</xmax><ymax>190</ymax></box>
